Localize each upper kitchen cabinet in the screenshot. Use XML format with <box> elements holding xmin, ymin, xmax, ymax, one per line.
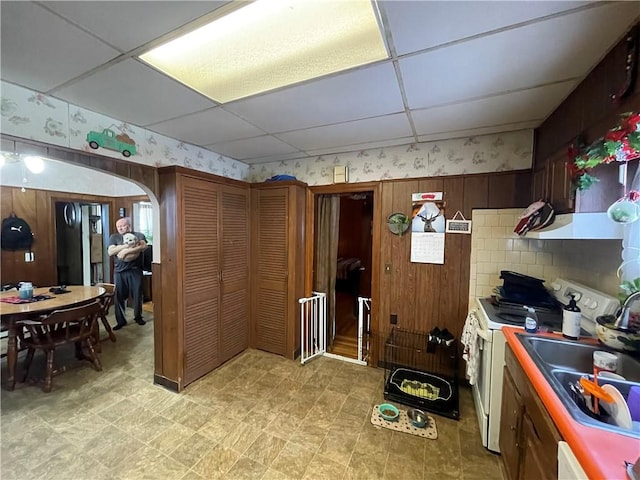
<box><xmin>548</xmin><ymin>148</ymin><xmax>573</xmax><ymax>214</ymax></box>
<box><xmin>533</xmin><ymin>23</ymin><xmax>640</xmax><ymax>214</ymax></box>
<box><xmin>531</xmin><ymin>159</ymin><xmax>548</xmax><ymax>206</ymax></box>
<box><xmin>250</xmin><ymin>181</ymin><xmax>307</xmax><ymax>360</ymax></box>
<box><xmin>157</xmin><ymin>167</ymin><xmax>250</xmax><ymax>391</ymax></box>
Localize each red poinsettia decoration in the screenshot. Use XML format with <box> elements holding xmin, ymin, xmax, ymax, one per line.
<box><xmin>568</xmin><ymin>112</ymin><xmax>640</xmax><ymax>190</ymax></box>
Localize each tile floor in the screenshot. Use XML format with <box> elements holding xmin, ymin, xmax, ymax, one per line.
<box><xmin>1</xmin><ymin>312</ymin><xmax>503</xmax><ymax>479</ymax></box>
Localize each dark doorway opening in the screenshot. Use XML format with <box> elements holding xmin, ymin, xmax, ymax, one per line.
<box><xmin>55</xmin><ymin>201</ymin><xmax>110</xmax><ymax>286</ymax></box>
<box><xmin>325</xmin><ymin>192</ymin><xmax>373</xmax><ymax>359</ymax></box>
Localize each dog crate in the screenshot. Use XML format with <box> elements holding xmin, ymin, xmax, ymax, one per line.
<box><xmin>383</xmin><ymin>326</ymin><xmax>459</xmax><ymax>420</ymax></box>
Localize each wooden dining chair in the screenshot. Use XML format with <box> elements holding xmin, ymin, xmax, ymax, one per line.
<box><xmin>1</xmin><ymin>285</ymin><xmax>27</xmax><ymax>359</ymax></box>
<box><xmin>94</xmin><ymin>282</ymin><xmax>116</xmax><ymax>343</ymax></box>
<box><xmin>17</xmin><ymin>300</ymin><xmax>103</xmax><ymax>393</ymax></box>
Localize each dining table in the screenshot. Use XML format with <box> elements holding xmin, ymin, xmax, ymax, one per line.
<box><xmin>0</xmin><ymin>285</ymin><xmax>105</xmax><ymax>391</ymax></box>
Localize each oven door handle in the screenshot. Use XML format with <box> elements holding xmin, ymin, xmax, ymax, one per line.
<box><xmin>477</xmin><ymin>328</ymin><xmax>489</xmax><ymax>341</ymax></box>
<box><xmin>468</xmin><ymin>310</ymin><xmax>490</xmax><ymax>342</ymax></box>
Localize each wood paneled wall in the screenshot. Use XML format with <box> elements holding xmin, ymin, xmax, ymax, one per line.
<box><xmin>0</xmin><ymin>185</ymin><xmax>146</xmax><ymax>287</ymax></box>
<box><xmin>375</xmin><ymin>170</ymin><xmax>532</xmax><ymax>345</ymax></box>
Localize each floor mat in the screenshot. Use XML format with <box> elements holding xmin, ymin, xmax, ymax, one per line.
<box><xmin>370</xmin><ymin>404</ymin><xmax>437</xmax><ymax>439</ymax></box>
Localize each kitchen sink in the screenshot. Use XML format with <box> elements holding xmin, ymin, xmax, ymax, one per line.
<box><xmin>523</xmin><ymin>336</ymin><xmax>640</xmax><ymax>382</ymax></box>
<box><xmin>516</xmin><ymin>334</ymin><xmax>640</xmax><ymax>439</ymax></box>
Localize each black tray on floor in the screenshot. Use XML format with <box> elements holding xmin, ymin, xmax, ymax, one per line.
<box><xmin>384</xmin><ymin>367</ymin><xmax>460</xmax><ymax>420</ymax></box>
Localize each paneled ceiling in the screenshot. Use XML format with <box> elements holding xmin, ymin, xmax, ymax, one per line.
<box><xmin>2</xmin><ymin>1</ymin><xmax>638</xmax><ymax>165</ymax></box>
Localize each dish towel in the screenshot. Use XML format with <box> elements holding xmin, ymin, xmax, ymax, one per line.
<box><xmin>0</xmin><ymin>294</ymin><xmax>51</xmax><ymax>304</ymax></box>
<box><xmin>461</xmin><ymin>311</ymin><xmax>481</xmax><ymax>386</ymax></box>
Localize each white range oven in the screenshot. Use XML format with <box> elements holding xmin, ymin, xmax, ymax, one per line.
<box><xmin>469</xmin><ymin>278</ymin><xmax>619</xmax><ymax>453</ymax></box>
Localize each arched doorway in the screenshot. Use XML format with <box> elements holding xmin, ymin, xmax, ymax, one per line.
<box><xmin>1</xmin><ymin>134</ymin><xmax>162</xmax><ymax>385</ymax></box>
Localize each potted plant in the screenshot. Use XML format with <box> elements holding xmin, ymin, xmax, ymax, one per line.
<box><xmin>618</xmin><ymin>277</ymin><xmax>640</xmax><ymax>305</ymax></box>
<box><xmin>387</xmin><ymin>212</ymin><xmax>411</xmax><ymax>236</ymax></box>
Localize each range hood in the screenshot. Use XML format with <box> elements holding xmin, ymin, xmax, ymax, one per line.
<box><xmin>524</xmin><ymin>212</ymin><xmax>624</xmax><ymax>240</ymax></box>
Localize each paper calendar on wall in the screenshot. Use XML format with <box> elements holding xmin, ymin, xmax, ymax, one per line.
<box><xmin>410</xmin><ymin>192</ymin><xmax>445</xmax><ymax>264</ymax></box>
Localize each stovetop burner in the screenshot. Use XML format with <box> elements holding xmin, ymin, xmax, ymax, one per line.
<box><xmin>478</xmin><ymin>296</ymin><xmax>595</xmax><ymax>336</ymax></box>
<box><xmin>477</xmin><ymin>278</ymin><xmax>620</xmax><ymax>336</ymax></box>
<box><xmin>479</xmin><ymin>297</ymin><xmax>564</xmax><ymax>329</ymax></box>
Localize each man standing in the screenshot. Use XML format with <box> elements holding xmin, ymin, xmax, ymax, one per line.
<box><xmin>108</xmin><ymin>217</ymin><xmax>147</xmax><ymax>330</ymax></box>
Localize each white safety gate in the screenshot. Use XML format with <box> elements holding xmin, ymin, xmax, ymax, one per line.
<box><xmin>299</xmin><ymin>292</ymin><xmax>371</xmax><ymax>365</ymax></box>
<box><xmin>356</xmin><ymin>296</ymin><xmax>371</xmax><ymax>364</ymax></box>
<box><xmin>299</xmin><ymin>292</ymin><xmax>327</xmax><ymax>364</ymax></box>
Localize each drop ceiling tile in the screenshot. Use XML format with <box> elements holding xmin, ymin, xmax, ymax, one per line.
<box><xmin>277</xmin><ymin>113</ymin><xmax>412</xmax><ymax>151</ymax></box>
<box><xmin>417</xmin><ymin>124</ymin><xmax>537</xmax><ymax>143</ymax></box>
<box><xmin>44</xmin><ymin>1</ymin><xmax>229</xmax><ymax>52</ymax></box>
<box><xmin>400</xmin><ymin>2</ymin><xmax>639</xmax><ymax>109</ymax></box>
<box><xmin>242</xmin><ymin>152</ymin><xmax>311</xmax><ymax>165</ymax></box>
<box><xmin>383</xmin><ymin>1</ymin><xmax>591</xmax><ymax>55</ymax></box>
<box><xmin>208</xmin><ymin>135</ymin><xmax>300</xmax><ymax>161</ymax></box>
<box><xmin>306</xmin><ymin>136</ymin><xmax>416</xmax><ymax>157</ymax></box>
<box><xmin>0</xmin><ymin>2</ymin><xmax>119</xmax><ymax>92</ymax></box>
<box><xmin>411</xmin><ymin>81</ymin><xmax>576</xmax><ymax>135</ymax></box>
<box><xmin>148</xmin><ymin>108</ymin><xmax>264</xmax><ymax>146</ymax></box>
<box><xmin>223</xmin><ymin>63</ymin><xmax>404</xmax><ymax>133</ymax></box>
<box><xmin>53</xmin><ymin>59</ymin><xmax>215</xmax><ymax>126</ymax></box>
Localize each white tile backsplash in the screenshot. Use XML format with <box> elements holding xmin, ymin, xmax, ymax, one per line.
<box><xmin>468</xmin><ymin>209</ymin><xmax>623</xmax><ymax>304</ymax></box>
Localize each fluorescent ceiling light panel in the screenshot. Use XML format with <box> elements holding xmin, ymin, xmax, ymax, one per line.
<box><xmin>139</xmin><ymin>0</ymin><xmax>388</xmax><ymax>103</ymax></box>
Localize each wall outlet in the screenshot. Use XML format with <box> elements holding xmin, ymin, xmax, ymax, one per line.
<box><xmin>24</xmin><ymin>252</ymin><xmax>34</xmax><ymax>262</ymax></box>
<box><xmin>390</xmin><ymin>314</ymin><xmax>397</xmax><ymax>324</ymax></box>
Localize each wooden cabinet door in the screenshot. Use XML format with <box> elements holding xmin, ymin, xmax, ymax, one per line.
<box><xmin>532</xmin><ymin>165</ymin><xmax>548</xmax><ymax>202</ymax></box>
<box><xmin>548</xmin><ymin>152</ymin><xmax>574</xmax><ymax>213</ymax></box>
<box><xmin>219</xmin><ymin>185</ymin><xmax>250</xmax><ymax>363</ymax></box>
<box><xmin>181</xmin><ymin>177</ymin><xmax>220</xmax><ymax>384</ymax></box>
<box><xmin>253</xmin><ymin>187</ymin><xmax>289</xmax><ymax>356</ymax></box>
<box><xmin>520</xmin><ymin>414</ymin><xmax>556</xmax><ymax>480</ymax></box>
<box><xmin>500</xmin><ymin>368</ymin><xmax>524</xmax><ymax>480</ymax></box>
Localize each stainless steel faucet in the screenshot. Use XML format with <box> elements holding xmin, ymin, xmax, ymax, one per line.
<box><xmin>615</xmin><ymin>291</ymin><xmax>640</xmax><ymax>330</ymax></box>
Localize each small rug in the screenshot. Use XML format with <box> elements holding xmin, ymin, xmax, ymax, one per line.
<box><xmin>370</xmin><ymin>404</ymin><xmax>437</xmax><ymax>439</ymax></box>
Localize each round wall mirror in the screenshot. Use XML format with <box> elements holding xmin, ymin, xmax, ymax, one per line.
<box><xmin>63</xmin><ymin>203</ymin><xmax>78</xmax><ymax>228</ymax></box>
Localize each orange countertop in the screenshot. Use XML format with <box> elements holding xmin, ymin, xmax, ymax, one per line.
<box><xmin>503</xmin><ymin>327</ymin><xmax>639</xmax><ymax>480</ymax></box>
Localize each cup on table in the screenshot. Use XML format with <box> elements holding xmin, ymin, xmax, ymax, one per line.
<box><xmin>18</xmin><ymin>282</ymin><xmax>33</xmax><ymax>300</ymax></box>
<box><xmin>593</xmin><ymin>350</ymin><xmax>618</xmax><ymax>377</ymax></box>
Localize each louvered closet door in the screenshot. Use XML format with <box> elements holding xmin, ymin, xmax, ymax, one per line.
<box><xmin>255</xmin><ymin>188</ymin><xmax>288</xmax><ymax>356</ymax></box>
<box><xmin>220</xmin><ymin>185</ymin><xmax>249</xmax><ymax>363</ymax></box>
<box><xmin>182</xmin><ymin>177</ymin><xmax>220</xmax><ymax>385</ymax></box>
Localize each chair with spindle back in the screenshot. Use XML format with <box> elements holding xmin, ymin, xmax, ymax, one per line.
<box><xmin>94</xmin><ymin>283</ymin><xmax>116</xmax><ymax>343</ymax></box>
<box><xmin>1</xmin><ymin>284</ymin><xmax>23</xmax><ymax>357</ymax></box>
<box><xmin>17</xmin><ymin>300</ymin><xmax>103</xmax><ymax>392</ymax></box>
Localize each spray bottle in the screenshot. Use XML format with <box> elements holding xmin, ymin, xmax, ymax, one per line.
<box><xmin>562</xmin><ymin>294</ymin><xmax>581</xmax><ymax>340</ymax></box>
<box><xmin>524</xmin><ymin>306</ymin><xmax>538</xmax><ymax>334</ymax></box>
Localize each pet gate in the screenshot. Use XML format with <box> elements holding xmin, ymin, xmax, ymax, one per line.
<box><xmin>383</xmin><ymin>326</ymin><xmax>459</xmax><ymax>420</ymax></box>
